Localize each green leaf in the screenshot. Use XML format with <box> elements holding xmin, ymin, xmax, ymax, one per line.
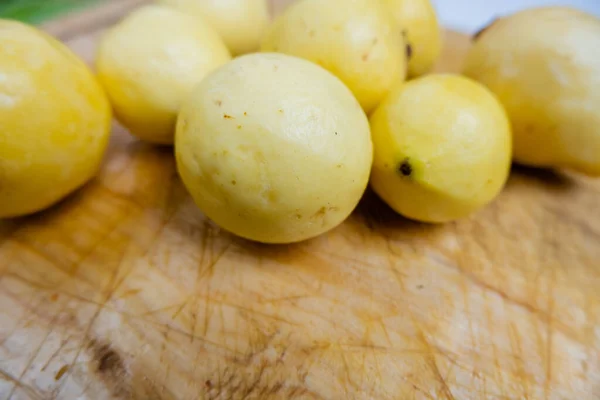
<box><xmin>0</xmin><ymin>0</ymin><xmax>100</xmax><ymax>24</ymax></box>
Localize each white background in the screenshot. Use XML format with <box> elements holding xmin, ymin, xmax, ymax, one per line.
<box><xmin>434</xmin><ymin>0</ymin><xmax>600</xmax><ymax>33</ymax></box>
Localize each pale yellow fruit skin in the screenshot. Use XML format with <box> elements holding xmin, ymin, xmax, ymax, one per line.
<box><xmin>463</xmin><ymin>7</ymin><xmax>600</xmax><ymax>176</ymax></box>
<box><xmin>381</xmin><ymin>0</ymin><xmax>442</xmax><ymax>77</ymax></box>
<box><xmin>370</xmin><ymin>74</ymin><xmax>512</xmax><ymax>223</ymax></box>
<box><xmin>176</xmin><ymin>53</ymin><xmax>373</xmax><ymax>243</ymax></box>
<box><xmin>261</xmin><ymin>0</ymin><xmax>406</xmax><ymax>114</ymax></box>
<box><xmin>0</xmin><ymin>20</ymin><xmax>111</xmax><ymax>219</ymax></box>
<box><xmin>96</xmin><ymin>5</ymin><xmax>231</xmax><ymax>145</ymax></box>
<box><xmin>157</xmin><ymin>0</ymin><xmax>270</xmax><ymax>56</ymax></box>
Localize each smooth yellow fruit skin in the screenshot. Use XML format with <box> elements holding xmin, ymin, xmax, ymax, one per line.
<box><xmin>96</xmin><ymin>5</ymin><xmax>231</xmax><ymax>145</ymax></box>
<box><xmin>463</xmin><ymin>7</ymin><xmax>600</xmax><ymax>176</ymax></box>
<box><xmin>176</xmin><ymin>53</ymin><xmax>373</xmax><ymax>243</ymax></box>
<box><xmin>157</xmin><ymin>0</ymin><xmax>270</xmax><ymax>56</ymax></box>
<box><xmin>381</xmin><ymin>0</ymin><xmax>442</xmax><ymax>77</ymax></box>
<box><xmin>370</xmin><ymin>74</ymin><xmax>512</xmax><ymax>223</ymax></box>
<box><xmin>261</xmin><ymin>0</ymin><xmax>406</xmax><ymax>114</ymax></box>
<box><xmin>0</xmin><ymin>20</ymin><xmax>111</xmax><ymax>219</ymax></box>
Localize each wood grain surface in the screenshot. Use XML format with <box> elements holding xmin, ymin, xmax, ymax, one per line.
<box><xmin>1</xmin><ymin>1</ymin><xmax>599</xmax><ymax>399</ymax></box>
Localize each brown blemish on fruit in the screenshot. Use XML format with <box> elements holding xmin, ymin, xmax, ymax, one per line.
<box><xmin>224</xmin><ymin>114</ymin><xmax>234</xmax><ymax>119</ymax></box>
<box><xmin>406</xmin><ymin>43</ymin><xmax>413</xmax><ymax>60</ymax></box>
<box><xmin>215</xmin><ymin>100</ymin><xmax>222</xmax><ymax>107</ymax></box>
<box><xmin>278</xmin><ymin>109</ymin><xmax>284</xmax><ymax>114</ymax></box>
<box><xmin>399</xmin><ymin>159</ymin><xmax>413</xmax><ymax>177</ymax></box>
<box><xmin>315</xmin><ymin>207</ymin><xmax>327</xmax><ymax>218</ymax></box>
<box><xmin>312</xmin><ymin>205</ymin><xmax>340</xmax><ymax>220</ymax></box>
<box><xmin>243</xmin><ymin>112</ymin><xmax>248</xmax><ymax>116</ymax></box>
<box><xmin>231</xmin><ymin>180</ymin><xmax>237</xmax><ymax>185</ymax></box>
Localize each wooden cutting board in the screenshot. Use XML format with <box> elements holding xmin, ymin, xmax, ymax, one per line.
<box><xmin>1</xmin><ymin>1</ymin><xmax>599</xmax><ymax>399</ymax></box>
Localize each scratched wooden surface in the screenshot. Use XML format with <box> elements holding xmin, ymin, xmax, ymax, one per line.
<box><xmin>1</xmin><ymin>0</ymin><xmax>600</xmax><ymax>399</ymax></box>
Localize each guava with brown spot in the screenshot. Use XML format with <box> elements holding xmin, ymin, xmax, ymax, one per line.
<box><xmin>370</xmin><ymin>74</ymin><xmax>512</xmax><ymax>223</ymax></box>
<box><xmin>261</xmin><ymin>0</ymin><xmax>407</xmax><ymax>113</ymax></box>
<box><xmin>176</xmin><ymin>53</ymin><xmax>373</xmax><ymax>243</ymax></box>
<box><xmin>381</xmin><ymin>0</ymin><xmax>442</xmax><ymax>77</ymax></box>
